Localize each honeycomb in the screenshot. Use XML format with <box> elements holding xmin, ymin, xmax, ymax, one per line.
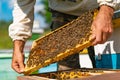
<box><xmin>30</xmin><ymin>68</ymin><xmax>120</xmax><ymax>80</ymax></box>
<box><xmin>24</xmin><ymin>9</ymin><xmax>120</xmax><ymax>75</ymax></box>
<box><xmin>24</xmin><ymin>10</ymin><xmax>94</xmax><ymax>75</ymax></box>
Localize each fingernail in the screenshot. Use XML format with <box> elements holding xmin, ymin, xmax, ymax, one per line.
<box><xmin>20</xmin><ymin>69</ymin><xmax>24</xmax><ymax>72</ymax></box>
<box><xmin>89</xmin><ymin>35</ymin><xmax>94</xmax><ymax>41</ymax></box>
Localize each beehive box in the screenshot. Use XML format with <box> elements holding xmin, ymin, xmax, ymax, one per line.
<box><xmin>18</xmin><ymin>68</ymin><xmax>120</xmax><ymax>80</ymax></box>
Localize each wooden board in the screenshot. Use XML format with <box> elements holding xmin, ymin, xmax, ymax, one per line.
<box><xmin>18</xmin><ymin>72</ymin><xmax>120</xmax><ymax>80</ymax></box>
<box><xmin>17</xmin><ymin>76</ymin><xmax>52</xmax><ymax>80</ymax></box>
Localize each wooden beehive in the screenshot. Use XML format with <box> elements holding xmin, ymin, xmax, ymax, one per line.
<box><xmin>19</xmin><ymin>68</ymin><xmax>120</xmax><ymax>80</ymax></box>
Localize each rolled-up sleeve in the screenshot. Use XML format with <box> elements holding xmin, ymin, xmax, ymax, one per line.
<box><xmin>9</xmin><ymin>0</ymin><xmax>36</xmax><ymax>41</ymax></box>
<box><xmin>97</xmin><ymin>0</ymin><xmax>120</xmax><ymax>10</ymax></box>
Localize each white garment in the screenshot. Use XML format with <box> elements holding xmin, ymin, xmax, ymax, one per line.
<box><xmin>9</xmin><ymin>0</ymin><xmax>120</xmax><ymax>41</ymax></box>
<box><xmin>48</xmin><ymin>0</ymin><xmax>98</xmax><ymax>16</ymax></box>
<box><xmin>9</xmin><ymin>0</ymin><xmax>36</xmax><ymax>41</ymax></box>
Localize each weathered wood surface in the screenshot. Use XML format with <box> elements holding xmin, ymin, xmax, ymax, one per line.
<box><xmin>18</xmin><ymin>72</ymin><xmax>120</xmax><ymax>80</ymax></box>
<box><xmin>17</xmin><ymin>76</ymin><xmax>55</xmax><ymax>80</ymax></box>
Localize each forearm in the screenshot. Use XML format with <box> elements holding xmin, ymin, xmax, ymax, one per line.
<box><xmin>99</xmin><ymin>5</ymin><xmax>114</xmax><ymax>19</ymax></box>
<box><xmin>12</xmin><ymin>40</ymin><xmax>25</xmax><ymax>73</ymax></box>
<box><xmin>13</xmin><ymin>40</ymin><xmax>25</xmax><ymax>53</ymax></box>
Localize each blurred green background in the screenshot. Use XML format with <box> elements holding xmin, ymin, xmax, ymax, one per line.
<box><xmin>0</xmin><ymin>0</ymin><xmax>51</xmax><ymax>49</ymax></box>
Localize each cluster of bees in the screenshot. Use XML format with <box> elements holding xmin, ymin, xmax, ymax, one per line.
<box><xmin>26</xmin><ymin>10</ymin><xmax>94</xmax><ymax>73</ymax></box>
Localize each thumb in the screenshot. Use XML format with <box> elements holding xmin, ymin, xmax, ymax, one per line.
<box><xmin>90</xmin><ymin>25</ymin><xmax>96</xmax><ymax>42</ymax></box>
<box><xmin>89</xmin><ymin>33</ymin><xmax>96</xmax><ymax>46</ymax></box>
<box><xmin>19</xmin><ymin>60</ymin><xmax>25</xmax><ymax>73</ymax></box>
<box><xmin>89</xmin><ymin>34</ymin><xmax>96</xmax><ymax>41</ymax></box>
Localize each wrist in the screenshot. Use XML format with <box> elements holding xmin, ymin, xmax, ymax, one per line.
<box><xmin>13</xmin><ymin>40</ymin><xmax>25</xmax><ymax>53</ymax></box>
<box><xmin>99</xmin><ymin>5</ymin><xmax>114</xmax><ymax>18</ymax></box>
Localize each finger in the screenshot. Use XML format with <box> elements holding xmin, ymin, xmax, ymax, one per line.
<box><xmin>107</xmin><ymin>28</ymin><xmax>113</xmax><ymax>38</ymax></box>
<box><xmin>89</xmin><ymin>27</ymin><xmax>96</xmax><ymax>41</ymax></box>
<box><xmin>12</xmin><ymin>61</ymin><xmax>21</xmax><ymax>73</ymax></box>
<box><xmin>90</xmin><ymin>25</ymin><xmax>96</xmax><ymax>45</ymax></box>
<box><xmin>19</xmin><ymin>61</ymin><xmax>25</xmax><ymax>73</ymax></box>
<box><xmin>93</xmin><ymin>29</ymin><xmax>103</xmax><ymax>45</ymax></box>
<box><xmin>102</xmin><ymin>32</ymin><xmax>108</xmax><ymax>44</ymax></box>
<box><xmin>89</xmin><ymin>34</ymin><xmax>96</xmax><ymax>43</ymax></box>
<box><xmin>102</xmin><ymin>31</ymin><xmax>112</xmax><ymax>44</ymax></box>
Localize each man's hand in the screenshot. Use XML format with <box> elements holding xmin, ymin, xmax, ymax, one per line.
<box><xmin>11</xmin><ymin>40</ymin><xmax>25</xmax><ymax>73</ymax></box>
<box><xmin>91</xmin><ymin>5</ymin><xmax>114</xmax><ymax>45</ymax></box>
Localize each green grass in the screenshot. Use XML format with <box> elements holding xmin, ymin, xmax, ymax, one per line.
<box><xmin>30</xmin><ymin>33</ymin><xmax>41</xmax><ymax>40</ymax></box>
<box><xmin>29</xmin><ymin>28</ymin><xmax>51</xmax><ymax>40</ymax></box>
<box><xmin>0</xmin><ymin>21</ymin><xmax>13</xmax><ymax>49</ymax></box>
